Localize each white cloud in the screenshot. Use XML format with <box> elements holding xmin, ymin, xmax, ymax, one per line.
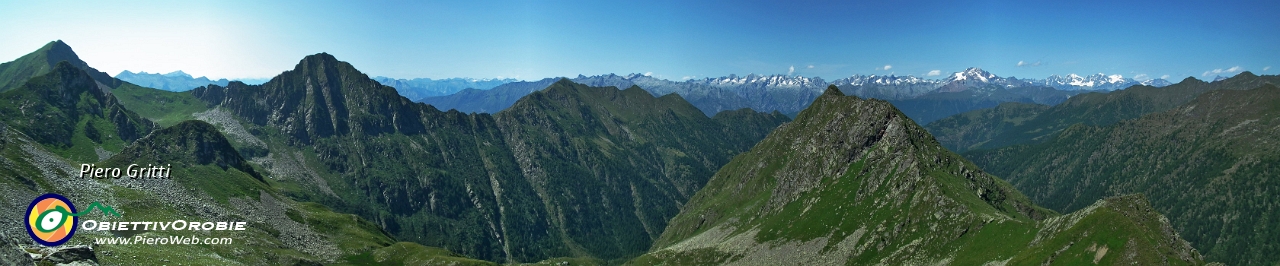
<box><xmin>644</xmin><ymin>72</ymin><xmax>653</xmax><ymax>76</ymax></box>
<box><xmin>1134</xmin><ymin>74</ymin><xmax>1149</xmax><ymax>80</ymax></box>
<box><xmin>1265</xmin><ymin>66</ymin><xmax>1272</xmax><ymax>71</ymax></box>
<box><xmin>807</xmin><ymin>65</ymin><xmax>814</xmax><ymax>69</ymax></box>
<box><xmin>926</xmin><ymin>70</ymin><xmax>941</xmax><ymax>76</ymax></box>
<box><xmin>883</xmin><ymin>64</ymin><xmax>892</xmax><ymax>70</ymax></box>
<box><xmin>681</xmin><ymin>76</ymin><xmax>695</xmax><ymax>80</ymax></box>
<box><xmin>1160</xmin><ymin>75</ymin><xmax>1170</xmax><ymax>80</ymax></box>
<box><xmin>1203</xmin><ymin>66</ymin><xmax>1244</xmax><ymax>76</ymax></box>
<box><xmin>1016</xmin><ymin>60</ymin><xmax>1042</xmax><ymax>67</ymax></box>
<box><xmin>788</xmin><ymin>65</ymin><xmax>795</xmax><ymax>75</ymax></box>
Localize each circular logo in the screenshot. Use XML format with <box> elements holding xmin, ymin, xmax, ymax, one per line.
<box><xmin>26</xmin><ymin>193</ymin><xmax>78</xmax><ymax>246</ymax></box>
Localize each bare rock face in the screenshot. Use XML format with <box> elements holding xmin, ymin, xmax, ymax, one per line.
<box><xmin>0</xmin><ymin>234</ymin><xmax>36</xmax><ymax>266</ymax></box>
<box><xmin>41</xmin><ymin>245</ymin><xmax>98</xmax><ymax>265</ymax></box>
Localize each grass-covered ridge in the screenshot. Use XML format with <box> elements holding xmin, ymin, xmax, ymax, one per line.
<box><xmin>636</xmin><ymin>85</ymin><xmax>1206</xmax><ymax>265</ymax></box>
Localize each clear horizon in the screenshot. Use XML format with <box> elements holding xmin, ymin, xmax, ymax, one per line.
<box><xmin>1</xmin><ymin>0</ymin><xmax>1276</xmax><ymax>82</ymax></box>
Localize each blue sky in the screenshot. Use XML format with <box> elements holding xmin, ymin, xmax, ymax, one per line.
<box><xmin>1</xmin><ymin>0</ymin><xmax>1276</xmax><ymax>81</ymax></box>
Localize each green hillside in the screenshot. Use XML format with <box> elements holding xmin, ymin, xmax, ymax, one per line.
<box><xmin>0</xmin><ymin>61</ymin><xmax>156</xmax><ymax>162</ymax></box>
<box><xmin>635</xmin><ymin>86</ymin><xmax>1205</xmax><ymax>265</ymax></box>
<box><xmin>967</xmin><ymin>84</ymin><xmax>1280</xmax><ymax>265</ymax></box>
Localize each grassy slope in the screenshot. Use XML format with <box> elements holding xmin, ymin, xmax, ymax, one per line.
<box><xmin>111</xmin><ymin>82</ymin><xmax>210</xmax><ymax>127</ymax></box>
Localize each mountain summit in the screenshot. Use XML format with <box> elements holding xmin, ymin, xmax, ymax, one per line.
<box><xmin>193</xmin><ymin>53</ymin><xmax>432</xmax><ymax>143</ymax></box>
<box><xmin>0</xmin><ymin>40</ymin><xmax>120</xmax><ymax>92</ymax></box>
<box><xmin>946</xmin><ymin>67</ymin><xmax>999</xmax><ymax>83</ymax></box>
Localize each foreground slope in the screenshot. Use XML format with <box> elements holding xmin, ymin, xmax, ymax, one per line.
<box><xmin>926</xmin><ymin>72</ymin><xmax>1280</xmax><ymax>153</ymax></box>
<box><xmin>0</xmin><ymin>120</ymin><xmax>397</xmax><ymax>265</ymax></box>
<box><xmin>968</xmin><ymin>84</ymin><xmax>1280</xmax><ymax>265</ymax></box>
<box><xmin>635</xmin><ymin>86</ymin><xmax>1203</xmax><ymax>265</ymax></box>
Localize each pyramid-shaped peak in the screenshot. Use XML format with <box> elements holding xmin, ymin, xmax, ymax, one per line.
<box><xmin>297</xmin><ymin>52</ymin><xmax>340</xmax><ymax>66</ymax></box>
<box><xmin>39</xmin><ymin>40</ymin><xmax>84</xmax><ymax>66</ymax></box>
<box><xmin>822</xmin><ymin>84</ymin><xmax>844</xmax><ymax>97</ymax></box>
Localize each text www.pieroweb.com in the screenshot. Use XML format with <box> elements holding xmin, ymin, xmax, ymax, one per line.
<box><xmin>94</xmin><ymin>235</ymin><xmax>233</xmax><ymax>245</ymax></box>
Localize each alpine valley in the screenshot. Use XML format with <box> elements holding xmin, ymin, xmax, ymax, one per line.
<box><xmin>0</xmin><ymin>40</ymin><xmax>1243</xmax><ymax>266</ymax></box>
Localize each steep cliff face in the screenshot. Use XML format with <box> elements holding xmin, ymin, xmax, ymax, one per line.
<box><xmin>637</xmin><ymin>86</ymin><xmax>1203</xmax><ymax>265</ymax></box>
<box><xmin>493</xmin><ymin>80</ymin><xmax>788</xmax><ymax>260</ymax></box>
<box><xmin>192</xmin><ymin>53</ymin><xmax>435</xmax><ymax>144</ymax></box>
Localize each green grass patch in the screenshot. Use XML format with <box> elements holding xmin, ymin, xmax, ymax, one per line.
<box><xmin>112</xmin><ymin>83</ymin><xmax>209</xmax><ymax>127</ymax></box>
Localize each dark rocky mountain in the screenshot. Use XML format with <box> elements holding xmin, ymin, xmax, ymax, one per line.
<box><xmin>0</xmin><ymin>61</ymin><xmax>156</xmax><ymax>162</ymax></box>
<box><xmin>372</xmin><ymin>76</ymin><xmax>517</xmax><ymax>101</ymax></box>
<box><xmin>926</xmin><ymin>72</ymin><xmax>1280</xmax><ymax>153</ymax></box>
<box><xmin>967</xmin><ymin>83</ymin><xmax>1280</xmax><ymax>265</ymax></box>
<box><xmin>107</xmin><ymin>120</ymin><xmax>262</xmax><ymax>179</ymax></box>
<box><xmin>635</xmin><ymin>86</ymin><xmax>1205</xmax><ymax>265</ymax></box>
<box><xmin>186</xmin><ymin>53</ymin><xmax>788</xmax><ymax>263</ymax></box>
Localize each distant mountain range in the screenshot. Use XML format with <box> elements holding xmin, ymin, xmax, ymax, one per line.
<box><xmin>115</xmin><ymin>70</ymin><xmax>269</xmax><ymax>92</ymax></box>
<box><xmin>421</xmin><ymin>68</ymin><xmax>1154</xmax><ymax>124</ymax></box>
<box><xmin>926</xmin><ymin>72</ymin><xmax>1279</xmax><ymax>153</ymax></box>
<box><xmin>371</xmin><ymin>76</ymin><xmax>518</xmax><ymax>101</ymax></box>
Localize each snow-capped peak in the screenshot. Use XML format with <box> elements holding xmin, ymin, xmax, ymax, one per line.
<box><xmin>1107</xmin><ymin>74</ymin><xmax>1124</xmax><ymax>84</ymax></box>
<box><xmin>947</xmin><ymin>67</ymin><xmax>997</xmax><ymax>83</ymax></box>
